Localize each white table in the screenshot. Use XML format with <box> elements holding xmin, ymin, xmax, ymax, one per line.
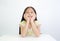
<box><xmin>0</xmin><ymin>34</ymin><xmax>56</xmax><ymax>41</ymax></box>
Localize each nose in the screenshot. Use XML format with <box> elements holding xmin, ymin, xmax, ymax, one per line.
<box><xmin>29</xmin><ymin>13</ymin><xmax>32</xmax><ymax>16</ymax></box>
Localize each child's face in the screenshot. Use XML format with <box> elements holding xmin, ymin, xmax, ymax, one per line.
<box><xmin>24</xmin><ymin>8</ymin><xmax>36</xmax><ymax>21</ymax></box>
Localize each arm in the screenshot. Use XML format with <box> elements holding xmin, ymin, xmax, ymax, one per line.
<box><xmin>31</xmin><ymin>21</ymin><xmax>40</xmax><ymax>37</ymax></box>
<box><xmin>21</xmin><ymin>13</ymin><xmax>30</xmax><ymax>37</ymax></box>
<box><xmin>21</xmin><ymin>21</ymin><xmax>29</xmax><ymax>37</ymax></box>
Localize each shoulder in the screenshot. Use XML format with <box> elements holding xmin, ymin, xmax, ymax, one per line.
<box><xmin>35</xmin><ymin>21</ymin><xmax>41</xmax><ymax>26</ymax></box>
<box><xmin>19</xmin><ymin>21</ymin><xmax>26</xmax><ymax>26</ymax></box>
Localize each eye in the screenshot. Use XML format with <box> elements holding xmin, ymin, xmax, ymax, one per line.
<box><xmin>26</xmin><ymin>12</ymin><xmax>29</xmax><ymax>13</ymax></box>
<box><xmin>31</xmin><ymin>12</ymin><xmax>33</xmax><ymax>13</ymax></box>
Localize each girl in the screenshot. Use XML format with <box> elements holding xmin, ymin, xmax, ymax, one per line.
<box><xmin>19</xmin><ymin>6</ymin><xmax>41</xmax><ymax>37</ymax></box>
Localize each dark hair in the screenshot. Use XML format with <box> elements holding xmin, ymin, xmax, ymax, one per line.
<box><xmin>21</xmin><ymin>6</ymin><xmax>37</xmax><ymax>22</ymax></box>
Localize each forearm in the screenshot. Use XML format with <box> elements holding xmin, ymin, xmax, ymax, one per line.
<box><xmin>31</xmin><ymin>22</ymin><xmax>40</xmax><ymax>36</ymax></box>
<box><xmin>21</xmin><ymin>21</ymin><xmax>29</xmax><ymax>37</ymax></box>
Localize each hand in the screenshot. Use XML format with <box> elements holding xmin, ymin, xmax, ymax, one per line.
<box><xmin>24</xmin><ymin>14</ymin><xmax>30</xmax><ymax>22</ymax></box>
<box><xmin>31</xmin><ymin>15</ymin><xmax>35</xmax><ymax>22</ymax></box>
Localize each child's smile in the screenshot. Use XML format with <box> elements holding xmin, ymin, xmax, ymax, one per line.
<box><xmin>24</xmin><ymin>8</ymin><xmax>36</xmax><ymax>21</ymax></box>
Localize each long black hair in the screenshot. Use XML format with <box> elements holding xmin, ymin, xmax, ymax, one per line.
<box><xmin>21</xmin><ymin>6</ymin><xmax>37</xmax><ymax>22</ymax></box>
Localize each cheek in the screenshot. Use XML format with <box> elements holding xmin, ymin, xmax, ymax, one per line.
<box><xmin>25</xmin><ymin>14</ymin><xmax>28</xmax><ymax>17</ymax></box>
<box><xmin>32</xmin><ymin>14</ymin><xmax>36</xmax><ymax>17</ymax></box>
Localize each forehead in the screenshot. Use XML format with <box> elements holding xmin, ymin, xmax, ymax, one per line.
<box><xmin>26</xmin><ymin>8</ymin><xmax>34</xmax><ymax>12</ymax></box>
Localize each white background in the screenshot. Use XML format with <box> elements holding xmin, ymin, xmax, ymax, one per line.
<box><xmin>0</xmin><ymin>0</ymin><xmax>60</xmax><ymax>41</ymax></box>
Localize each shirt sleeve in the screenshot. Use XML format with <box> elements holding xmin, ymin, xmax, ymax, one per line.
<box><xmin>35</xmin><ymin>21</ymin><xmax>41</xmax><ymax>26</ymax></box>
<box><xmin>19</xmin><ymin>21</ymin><xmax>26</xmax><ymax>27</ymax></box>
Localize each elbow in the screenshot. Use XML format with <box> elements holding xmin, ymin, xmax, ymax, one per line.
<box><xmin>36</xmin><ymin>34</ymin><xmax>40</xmax><ymax>37</ymax></box>
<box><xmin>21</xmin><ymin>34</ymin><xmax>26</xmax><ymax>37</ymax></box>
<box><xmin>35</xmin><ymin>32</ymin><xmax>40</xmax><ymax>37</ymax></box>
<box><xmin>21</xmin><ymin>35</ymin><xmax>25</xmax><ymax>37</ymax></box>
